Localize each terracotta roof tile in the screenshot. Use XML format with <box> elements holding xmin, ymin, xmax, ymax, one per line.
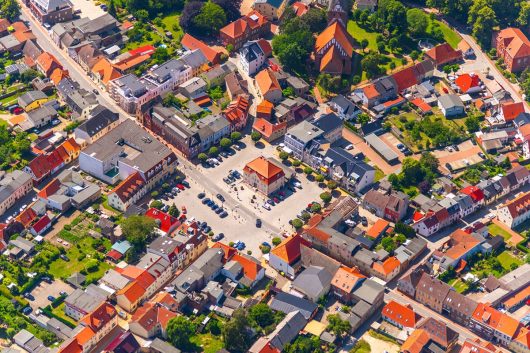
<box><xmin>382</xmin><ymin>300</ymin><xmax>421</xmax><ymax>328</ymax></box>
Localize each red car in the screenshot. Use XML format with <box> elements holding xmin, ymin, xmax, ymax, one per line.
<box><xmin>176</xmin><ymin>184</ymin><xmax>185</xmax><ymax>190</ymax></box>
<box><xmin>13</xmin><ymin>107</ymin><xmax>23</xmax><ymax>115</ymax></box>
<box><xmin>273</xmin><ymin>197</ymin><xmax>280</xmax><ymax>204</ymax></box>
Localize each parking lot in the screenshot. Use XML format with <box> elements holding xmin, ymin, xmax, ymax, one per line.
<box><xmin>29</xmin><ymin>279</ymin><xmax>74</xmax><ymax>310</ymax></box>
<box><xmin>158</xmin><ymin>137</ymin><xmax>325</xmax><ymax>255</ymax></box>
<box><xmin>433</xmin><ymin>140</ymin><xmax>483</xmax><ymax>173</ymax></box>
<box><xmin>70</xmin><ymin>0</ymin><xmax>107</xmax><ymax>19</ymax></box>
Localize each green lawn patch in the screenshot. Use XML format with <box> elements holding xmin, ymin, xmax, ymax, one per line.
<box><xmin>156</xmin><ymin>13</ymin><xmax>183</xmax><ymax>42</ymax></box>
<box><xmin>49</xmin><ymin>236</ymin><xmax>111</xmax><ymax>283</ymax></box>
<box><xmin>351</xmin><ymin>339</ymin><xmax>371</xmax><ymax>353</ymax></box>
<box><xmin>189</xmin><ymin>333</ymin><xmax>224</xmax><ymax>353</ymax></box>
<box><xmin>448</xmin><ymin>278</ymin><xmax>469</xmax><ymax>293</ymax></box>
<box><xmin>347</xmin><ymin>20</ymin><xmax>379</xmax><ymax>51</ymax></box>
<box><xmin>497</xmin><ymin>251</ymin><xmax>522</xmax><ymax>271</ymax></box>
<box><xmin>488</xmin><ymin>224</ymin><xmax>513</xmax><ymax>241</ymax></box>
<box><xmin>51</xmin><ymin>302</ymin><xmax>77</xmax><ymax>326</ymax></box>
<box><xmin>426</xmin><ymin>19</ymin><xmax>461</xmax><ymax>48</ymax></box>
<box><xmin>374</xmin><ymin>166</ymin><xmax>385</xmax><ymax>182</ymax></box>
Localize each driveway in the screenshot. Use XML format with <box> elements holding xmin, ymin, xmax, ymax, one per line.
<box><xmin>342</xmin><ymin>128</ymin><xmax>401</xmax><ymax>175</ymax></box>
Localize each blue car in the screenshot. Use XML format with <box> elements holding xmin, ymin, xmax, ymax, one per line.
<box><xmin>261</xmin><ymin>242</ymin><xmax>271</xmax><ymax>248</ymax></box>
<box><xmin>237</xmin><ymin>242</ymin><xmax>246</xmax><ymax>250</ymax></box>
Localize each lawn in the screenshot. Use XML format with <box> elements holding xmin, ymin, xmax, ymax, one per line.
<box><xmin>426</xmin><ymin>18</ymin><xmax>461</xmax><ymax>48</ymax></box>
<box><xmin>488</xmin><ymin>224</ymin><xmax>513</xmax><ymax>241</ymax></box>
<box><xmin>351</xmin><ymin>339</ymin><xmax>371</xmax><ymax>353</ymax></box>
<box><xmin>374</xmin><ymin>166</ymin><xmax>385</xmax><ymax>182</ymax></box>
<box><xmin>190</xmin><ymin>333</ymin><xmax>224</xmax><ymax>353</ymax></box>
<box><xmin>347</xmin><ymin>20</ymin><xmax>379</xmax><ymax>51</ymax></box>
<box><xmin>155</xmin><ymin>13</ymin><xmax>183</xmax><ymax>43</ymax></box>
<box><xmin>49</xmin><ymin>234</ymin><xmax>111</xmax><ymax>283</ymax></box>
<box><xmin>51</xmin><ymin>302</ymin><xmax>78</xmax><ymax>326</ymax></box>
<box><xmin>448</xmin><ymin>278</ymin><xmax>469</xmax><ymax>293</ymax></box>
<box><xmin>497</xmin><ymin>251</ymin><xmax>522</xmax><ymax>271</ymax></box>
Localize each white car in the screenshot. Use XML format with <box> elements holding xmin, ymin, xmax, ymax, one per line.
<box><xmin>345</xmin><ymin>144</ymin><xmax>353</xmax><ymax>150</ymax></box>
<box><xmin>262</xmin><ymin>203</ymin><xmax>271</xmax><ymax>211</ymax></box>
<box><xmin>293</xmin><ymin>181</ymin><xmax>302</xmax><ymax>189</ymax></box>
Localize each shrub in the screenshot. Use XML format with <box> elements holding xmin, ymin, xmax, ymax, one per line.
<box><xmin>272</xmin><ymin>237</ymin><xmax>282</xmax><ymax>246</ymax></box>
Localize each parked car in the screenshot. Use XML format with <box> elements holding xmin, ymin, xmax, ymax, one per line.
<box><xmin>60</xmin><ymin>254</ymin><xmax>70</xmax><ymax>262</ymax></box>
<box><xmin>256</xmin><ymin>219</ymin><xmax>262</xmax><ymax>228</ymax></box>
<box><xmin>24</xmin><ymin>293</ymin><xmax>34</xmax><ymax>301</ymax></box>
<box><xmin>22</xmin><ymin>306</ymin><xmax>32</xmax><ymax>315</ymax></box>
<box><xmin>202</xmin><ymin>197</ymin><xmax>211</xmax><ymax>204</ymax></box>
<box><xmin>267</xmin><ymin>199</ymin><xmax>275</xmax><ymax>206</ymax></box>
<box><xmin>47</xmin><ymin>295</ymin><xmax>56</xmax><ymax>302</ymax></box>
<box><xmin>293</xmin><ymin>181</ymin><xmax>302</xmax><ymax>189</ymax></box>
<box><xmin>181</xmin><ymin>180</ymin><xmax>190</xmax><ymax>188</ymax></box>
<box><xmin>220</xmin><ymin>211</ymin><xmax>228</xmax><ymax>218</ymax></box>
<box><xmin>215</xmin><ymin>208</ymin><xmax>224</xmax><ymax>214</ymax></box>
<box><xmin>176</xmin><ymin>184</ymin><xmax>185</xmax><ymax>190</ymax></box>
<box><xmin>262</xmin><ymin>203</ymin><xmax>271</xmax><ymax>211</ymax></box>
<box><xmin>161</xmin><ymin>205</ymin><xmax>169</xmax><ymax>212</ymax></box>
<box><xmin>345</xmin><ymin>144</ymin><xmax>353</xmax><ymax>150</ymax></box>
<box><xmin>216</xmin><ymin>194</ymin><xmax>225</xmax><ymax>202</ymax></box>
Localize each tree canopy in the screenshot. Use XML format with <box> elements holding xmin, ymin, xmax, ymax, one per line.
<box><xmin>167</xmin><ymin>316</ymin><xmax>196</xmax><ymax>351</ymax></box>
<box><xmin>223</xmin><ymin>309</ymin><xmax>252</xmax><ymax>353</ymax></box>
<box><xmin>121</xmin><ymin>215</ymin><xmax>156</xmax><ymax>252</ymax></box>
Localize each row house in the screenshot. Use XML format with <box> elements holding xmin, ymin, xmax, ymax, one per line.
<box><xmin>73</xmin><ymin>105</ymin><xmax>120</xmax><ymax>145</ymax></box>
<box><xmin>29</xmin><ymin>0</ymin><xmax>73</xmax><ymax>25</ymax></box>
<box><xmin>362</xmin><ymin>189</ymin><xmax>409</xmax><ymax>222</ymax></box>
<box><xmin>107</xmin><ymin>172</ymin><xmax>147</xmax><ymax>212</ymax></box>
<box><xmin>497</xmin><ymin>190</ymin><xmax>530</xmax><ymax>228</ymax></box>
<box><xmin>0</xmin><ymin>171</ymin><xmax>33</xmax><ymax>217</ymax></box>
<box><xmin>470</xmin><ymin>303</ymin><xmax>522</xmax><ymax>348</ymax></box>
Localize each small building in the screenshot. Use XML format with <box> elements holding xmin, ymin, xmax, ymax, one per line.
<box><xmin>243</xmin><ymin>156</ymin><xmax>286</xmax><ymax>196</ymax></box>
<box><xmin>255</xmin><ymin>68</ymin><xmax>282</xmax><ymax>104</ymax></box>
<box><xmin>438</xmin><ymin>94</ymin><xmax>465</xmax><ymax>117</ymax></box>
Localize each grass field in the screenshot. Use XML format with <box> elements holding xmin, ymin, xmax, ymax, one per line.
<box><xmin>488</xmin><ymin>224</ymin><xmax>513</xmax><ymax>241</ymax></box>
<box><xmin>51</xmin><ymin>302</ymin><xmax>78</xmax><ymax>326</ymax></box>
<box><xmin>49</xmin><ymin>235</ymin><xmax>111</xmax><ymax>283</ymax></box>
<box><xmin>426</xmin><ymin>19</ymin><xmax>461</xmax><ymax>48</ymax></box>
<box><xmin>448</xmin><ymin>278</ymin><xmax>469</xmax><ymax>293</ymax></box>
<box><xmin>497</xmin><ymin>251</ymin><xmax>522</xmax><ymax>271</ymax></box>
<box><xmin>156</xmin><ymin>13</ymin><xmax>183</xmax><ymax>42</ymax></box>
<box><xmin>351</xmin><ymin>339</ymin><xmax>371</xmax><ymax>353</ymax></box>
<box><xmin>190</xmin><ymin>333</ymin><xmax>224</xmax><ymax>353</ymax></box>
<box><xmin>347</xmin><ymin>20</ymin><xmax>379</xmax><ymax>51</ymax></box>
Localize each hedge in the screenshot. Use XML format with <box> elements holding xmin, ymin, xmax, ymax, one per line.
<box><xmin>42</xmin><ymin>306</ymin><xmax>76</xmax><ymax>329</ymax></box>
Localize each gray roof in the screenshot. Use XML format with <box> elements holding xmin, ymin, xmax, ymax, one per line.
<box><xmin>352</xmin><ymin>279</ymin><xmax>384</xmax><ymax>305</ymax></box>
<box><xmin>270</xmin><ymin>292</ymin><xmax>318</xmax><ymax>320</ymax></box>
<box><xmin>180</xmin><ymin>49</ymin><xmax>208</xmax><ymax>70</ymax></box>
<box><xmin>64</xmin><ymin>288</ymin><xmax>106</xmax><ymax>313</ymax></box>
<box><xmin>196</xmin><ymin>114</ymin><xmax>230</xmax><ymax>140</ymax></box>
<box><xmin>351</xmin><ymin>299</ymin><xmax>372</xmax><ymax>318</ymax></box>
<box><xmin>286</xmin><ymin>120</ymin><xmax>324</xmax><ymax>145</ymax></box>
<box><xmin>76</xmin><ymin>105</ymin><xmax>119</xmax><ymax>137</ymax></box>
<box><xmin>313</xmin><ymin>113</ymin><xmax>342</xmax><ymax>134</ymax></box>
<box><xmin>269</xmin><ymin>311</ymin><xmax>307</xmax><ymax>350</ymax></box>
<box><xmin>111</xmin><ymin>74</ymin><xmax>149</xmax><ymax>98</ymax></box>
<box><xmin>286</xmin><ymin>76</ymin><xmax>309</xmax><ymax>90</ymax></box>
<box><xmin>330</xmin><ymin>95</ymin><xmax>359</xmax><ymax>116</ymax></box>
<box><xmin>9</xmin><ymin>237</ymin><xmax>35</xmax><ymax>253</ymax></box>
<box><xmin>147</xmin><ymin>236</ymin><xmax>180</xmax><ymax>257</ymax></box>
<box><xmin>27</xmin><ymin>105</ymin><xmax>57</xmax><ymax>124</ymax></box>
<box><xmin>292</xmin><ymin>266</ymin><xmax>332</xmax><ymax>300</ymax></box>
<box><xmin>438</xmin><ymin>94</ymin><xmax>464</xmax><ymax>109</ymax></box>
<box><xmin>0</xmin><ymin>170</ymin><xmax>32</xmax><ymax>206</ymax></box>
<box><xmin>81</xmin><ymin>119</ymin><xmax>175</xmax><ymax>175</ymax></box>
<box><xmin>324</xmin><ymin>147</ymin><xmax>374</xmax><ymax>181</ymax></box>
<box><xmin>364</xmin><ymin>133</ymin><xmax>399</xmax><ymax>162</ymax></box>
<box><xmin>18</xmin><ymin>90</ymin><xmax>47</xmax><ymax>108</ymax></box>
<box><xmin>149</xmin><ymin>338</ymin><xmax>181</xmax><ymax>353</ymax></box>
<box><xmin>149</xmin><ymin>59</ymin><xmax>189</xmax><ymax>84</ymax></box>
<box><xmin>77</xmin><ymin>13</ymin><xmax>118</xmax><ymax>35</ymax></box>
<box><xmin>66</xmin><ymin>272</ymin><xmax>86</xmax><ymax>288</ymax></box>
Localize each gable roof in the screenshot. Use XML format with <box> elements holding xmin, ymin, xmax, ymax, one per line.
<box><xmin>110</xmin><ymin>171</ymin><xmax>145</xmax><ymax>203</ymax></box>
<box><xmin>145</xmin><ymin>208</ymin><xmax>179</xmax><ymax>233</ymax></box>
<box><xmin>502</xmin><ymin>101</ymin><xmax>525</xmax><ymax>122</ymax></box>
<box><xmin>181</xmin><ymin>33</ymin><xmax>221</xmax><ymax>64</ymax></box>
<box><xmin>382</xmin><ymin>300</ymin><xmax>420</xmax><ymax>328</ymax></box>
<box><xmin>424</xmin><ymin>43</ymin><xmax>462</xmax><ymax>66</ymax></box>
<box><xmin>444</xmin><ymin>229</ymin><xmax>483</xmax><ymax>261</ymax></box>
<box><xmin>315</xmin><ymin>21</ymin><xmax>354</xmax><ymax>57</ymax></box>
<box><xmin>271</xmin><ymin>234</ymin><xmax>310</xmax><ymax>265</ymax></box>
<box><xmin>255</xmin><ymin>68</ymin><xmax>281</xmax><ymax>96</ymax></box>
<box><xmin>455</xmin><ymin>73</ymin><xmax>480</xmax><ymax>93</ymax></box>
<box><xmin>244</xmin><ymin>156</ymin><xmax>284</xmax><ymax>182</ymax></box>
<box><xmin>496</xmin><ymin>27</ymin><xmax>530</xmax><ymax>60</ymax></box>
<box><xmin>372</xmin><ymin>256</ymin><xmax>400</xmax><ymax>276</ymax></box>
<box><xmin>91</xmin><ymin>58</ymin><xmax>121</xmax><ymax>85</ymax></box>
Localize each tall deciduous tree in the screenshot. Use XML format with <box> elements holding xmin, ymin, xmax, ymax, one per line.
<box><xmin>223</xmin><ymin>309</ymin><xmax>251</xmax><ymax>352</ymax></box>
<box><xmin>166</xmin><ymin>316</ymin><xmax>196</xmax><ymax>351</ymax></box>
<box><xmin>193</xmin><ymin>2</ymin><xmax>227</xmax><ymax>36</ymax></box>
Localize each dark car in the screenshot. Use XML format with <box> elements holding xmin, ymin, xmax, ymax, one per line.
<box><xmin>216</xmin><ymin>194</ymin><xmax>225</xmax><ymax>202</ymax></box>
<box><xmin>197</xmin><ymin>192</ymin><xmax>205</xmax><ymax>199</ymax></box>
<box><xmin>24</xmin><ymin>293</ymin><xmax>34</xmax><ymax>301</ymax></box>
<box><xmin>256</xmin><ymin>219</ymin><xmax>262</xmax><ymax>228</ymax></box>
<box><xmin>47</xmin><ymin>295</ymin><xmax>56</xmax><ymax>302</ymax></box>
<box><xmin>202</xmin><ymin>198</ymin><xmax>211</xmax><ymax>204</ymax></box>
<box><xmin>220</xmin><ymin>211</ymin><xmax>228</xmax><ymax>218</ymax></box>
<box><xmin>267</xmin><ymin>199</ymin><xmax>275</xmax><ymax>206</ymax></box>
<box><xmin>181</xmin><ymin>180</ymin><xmax>190</xmax><ymax>188</ymax></box>
<box><xmin>215</xmin><ymin>208</ymin><xmax>224</xmax><ymax>214</ymax></box>
<box><xmin>42</xmin><ymin>277</ymin><xmax>52</xmax><ymax>284</ymax></box>
<box><xmin>60</xmin><ymin>254</ymin><xmax>70</xmax><ymax>262</ymax></box>
<box><xmin>92</xmin><ymin>88</ymin><xmax>100</xmax><ymax>95</ymax></box>
<box><xmin>22</xmin><ymin>306</ymin><xmax>32</xmax><ymax>315</ymax></box>
<box><xmin>211</xmin><ymin>204</ymin><xmax>219</xmax><ymax>211</ymax></box>
<box><xmin>204</xmin><ymin>226</ymin><xmax>212</xmax><ymax>233</ymax></box>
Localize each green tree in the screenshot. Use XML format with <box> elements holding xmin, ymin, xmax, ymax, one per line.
<box><xmin>135</xmin><ymin>9</ymin><xmax>149</xmax><ymax>22</ymax></box>
<box><xmin>320</xmin><ymin>192</ymin><xmax>332</xmax><ymax>203</ymax></box>
<box><xmin>108</xmin><ymin>0</ymin><xmax>117</xmax><ymax>17</ymax></box>
<box><xmin>193</xmin><ymin>2</ymin><xmax>227</xmax><ymax>36</ymax></box>
<box><xmin>327</xmin><ymin>180</ymin><xmax>338</xmax><ymax>190</ymax></box>
<box><xmin>208</xmin><ymin>146</ymin><xmax>219</xmax><ymax>156</ymax></box>
<box><xmin>406</xmin><ymin>8</ymin><xmax>428</xmax><ymax>36</ymax></box>
<box><xmin>315</xmin><ymin>174</ymin><xmax>325</xmax><ymax>183</ymax></box>
<box><xmin>291</xmin><ymin>218</ymin><xmax>304</xmax><ymax>229</ymax></box>
<box><xmin>20</xmin><ymin>69</ymin><xmax>39</xmax><ymax>84</ymax></box>
<box><xmin>282</xmin><ymin>87</ymin><xmax>294</xmax><ymax>97</ymax></box>
<box><xmin>220</xmin><ymin>138</ymin><xmax>232</xmax><ymax>150</ymax></box>
<box><xmin>230</xmin><ymin>131</ymin><xmax>242</xmax><ymax>141</ymax></box>
<box><xmin>272</xmin><ymin>237</ymin><xmax>282</xmax><ymax>246</ymax></box>
<box><xmin>292</xmin><ymin>159</ymin><xmax>301</xmax><ymax>167</ymax></box>
<box><xmin>303</xmin><ymin>166</ymin><xmax>313</xmax><ymax>175</ymax></box>
<box><xmin>0</xmin><ymin>0</ymin><xmax>20</xmax><ymax>21</ymax></box>
<box><xmin>301</xmin><ymin>8</ymin><xmax>327</xmax><ymax>33</ymax></box>
<box><xmin>465</xmin><ymin>115</ymin><xmax>480</xmax><ymax>132</ymax></box>
<box><xmin>410</xmin><ymin>50</ymin><xmax>420</xmax><ymax>62</ymax></box>
<box><xmin>223</xmin><ymin>309</ymin><xmax>252</xmax><ymax>353</ymax></box>
<box><xmin>249</xmin><ymin>303</ymin><xmax>275</xmax><ymax>328</ymax></box>
<box><xmin>360</xmin><ymin>39</ymin><xmax>369</xmax><ymax>52</ymax></box>
<box><xmin>251</xmin><ymin>131</ymin><xmax>262</xmax><ymax>142</ymax></box>
<box><xmin>279</xmin><ymin>151</ymin><xmax>289</xmax><ymax>161</ymax></box>
<box><xmin>198</xmin><ymin>153</ymin><xmax>208</xmax><ymax>162</ymax></box>
<box><xmin>168</xmin><ymin>204</ymin><xmax>180</xmax><ymax>217</ymax></box>
<box><xmin>121</xmin><ymin>216</ymin><xmax>156</xmax><ymax>251</ymax></box>
<box><xmin>310</xmin><ymin>202</ymin><xmax>322</xmax><ymax>213</ymax></box>
<box><xmin>361</xmin><ymin>52</ymin><xmax>384</xmax><ymax>79</ymax></box>
<box><xmin>381</xmin><ymin>236</ymin><xmax>396</xmax><ymax>252</ymax></box>
<box><xmin>167</xmin><ymin>316</ymin><xmax>197</xmax><ymax>351</ymax></box>
<box><xmin>150</xmin><ymin>200</ymin><xmax>164</xmax><ymax>209</ymax></box>
<box><xmin>358</xmin><ymin>113</ymin><xmax>371</xmax><ymax>125</ymax></box>
<box><xmin>326</xmin><ymin>314</ymin><xmax>351</xmax><ymax>337</ymax></box>
<box><xmin>468</xmin><ymin>0</ymin><xmax>498</xmax><ymax>47</ymax></box>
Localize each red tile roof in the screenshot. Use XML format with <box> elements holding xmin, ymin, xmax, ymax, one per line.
<box><xmin>372</xmin><ymin>256</ymin><xmax>400</xmax><ymax>276</ymax></box>
<box><xmin>31</xmin><ymin>215</ymin><xmax>51</xmax><ymax>234</ymax></box>
<box><xmin>145</xmin><ymin>208</ymin><xmax>179</xmax><ymax>233</ymax></box>
<box><xmin>16</xmin><ymin>207</ymin><xmax>37</xmax><ymax>227</ymax></box>
<box><xmin>502</xmin><ymin>101</ymin><xmax>525</xmax><ymax>122</ymax></box>
<box><xmin>455</xmin><ymin>73</ymin><xmax>481</xmax><ymax>93</ymax></box>
<box><xmin>253</xmin><ymin>118</ymin><xmax>286</xmax><ymax>139</ymax></box>
<box><xmin>496</xmin><ymin>28</ymin><xmax>530</xmax><ymax>61</ymax></box>
<box><xmin>117</xmin><ymin>281</ymin><xmax>146</xmax><ymax>303</ymax></box>
<box><xmin>425</xmin><ymin>43</ymin><xmax>462</xmax><ymax>66</ymax></box>
<box><xmin>391</xmin><ymin>65</ymin><xmax>418</xmax><ymax>92</ymax></box>
<box><xmin>460</xmin><ymin>186</ymin><xmax>484</xmax><ymax>202</ymax></box>
<box><xmin>315</xmin><ymin>21</ymin><xmax>353</xmax><ymax>57</ymax></box>
<box><xmin>292</xmin><ymin>2</ymin><xmax>309</xmax><ymax>16</ymax></box>
<box><xmin>382</xmin><ymin>300</ymin><xmax>421</xmax><ymax>328</ymax></box>
<box><xmin>213</xmin><ymin>242</ymin><xmax>237</xmax><ymax>261</ymax></box>
<box><xmin>181</xmin><ymin>33</ymin><xmax>221</xmax><ymax>64</ymax></box>
<box><xmin>410</xmin><ymin>98</ymin><xmax>432</xmax><ymax>113</ymax></box>
<box><xmin>366</xmin><ymin>219</ymin><xmax>389</xmax><ymax>239</ymax></box>
<box><xmin>232</xmin><ymin>253</ymin><xmax>262</xmax><ymax>281</ymax></box>
<box><xmin>110</xmin><ymin>171</ymin><xmax>145</xmax><ymax>203</ymax></box>
<box><xmin>270</xmin><ymin>234</ymin><xmax>310</xmax><ymax>264</ymax></box>
<box><xmin>243</xmin><ymin>156</ymin><xmax>284</xmax><ymax>185</ymax></box>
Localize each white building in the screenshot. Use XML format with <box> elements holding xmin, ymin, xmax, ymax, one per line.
<box><xmin>239</xmin><ymin>41</ymin><xmax>268</xmax><ymax>75</ymax></box>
